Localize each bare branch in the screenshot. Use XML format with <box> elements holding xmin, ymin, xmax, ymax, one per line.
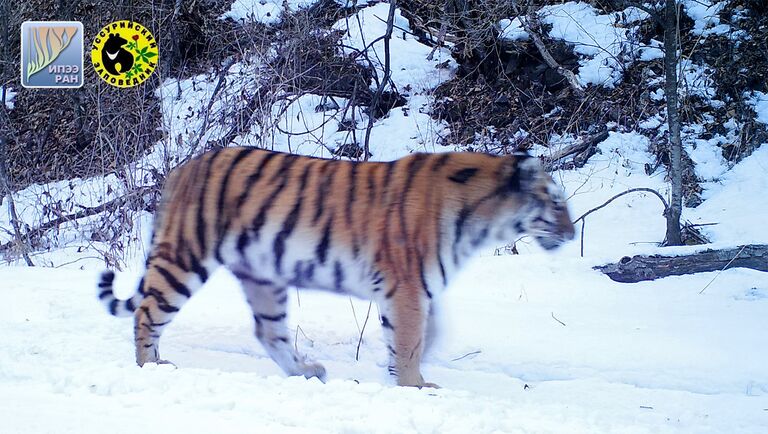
<box><xmin>363</xmin><ymin>0</ymin><xmax>398</xmax><ymax>161</ymax></box>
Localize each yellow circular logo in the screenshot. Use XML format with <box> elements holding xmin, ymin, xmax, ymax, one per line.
<box><xmin>91</xmin><ymin>20</ymin><xmax>158</xmax><ymax>88</ymax></box>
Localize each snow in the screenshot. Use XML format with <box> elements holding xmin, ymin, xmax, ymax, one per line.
<box><xmin>681</xmin><ymin>123</ymin><xmax>729</xmax><ymax>181</ymax></box>
<box><xmin>1</xmin><ymin>243</ymin><xmax>766</xmax><ymax>432</ymax></box>
<box><xmin>691</xmin><ymin>145</ymin><xmax>768</xmax><ymax>245</ymax></box>
<box><xmin>539</xmin><ymin>2</ymin><xmax>647</xmax><ymax>87</ymax></box>
<box><xmin>499</xmin><ymin>18</ymin><xmax>529</xmax><ymax>42</ymax></box>
<box><xmin>2</xmin><ymin>86</ymin><xmax>15</xmax><ymax>109</ymax></box>
<box><xmin>681</xmin><ymin>1</ymin><xmax>728</xmax><ymax>36</ymax></box>
<box><xmin>221</xmin><ymin>0</ymin><xmax>318</xmax><ymax>25</ymax></box>
<box><xmin>333</xmin><ymin>3</ymin><xmax>456</xmax><ymax>93</ymax></box>
<box><xmin>748</xmin><ymin>91</ymin><xmax>768</xmax><ymax>125</ymax></box>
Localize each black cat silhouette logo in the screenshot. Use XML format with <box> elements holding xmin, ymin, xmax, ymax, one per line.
<box><xmin>91</xmin><ymin>21</ymin><xmax>157</xmax><ymax>88</ymax></box>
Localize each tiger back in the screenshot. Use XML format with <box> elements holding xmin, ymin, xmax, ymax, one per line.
<box><xmin>97</xmin><ymin>148</ymin><xmax>575</xmax><ymax>387</ymax></box>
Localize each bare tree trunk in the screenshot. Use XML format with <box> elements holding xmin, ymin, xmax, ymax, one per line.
<box><xmin>663</xmin><ymin>0</ymin><xmax>683</xmax><ymax>245</ymax></box>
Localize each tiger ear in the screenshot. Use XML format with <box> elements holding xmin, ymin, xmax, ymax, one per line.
<box><xmin>505</xmin><ymin>153</ymin><xmax>541</xmax><ymax>192</ymax></box>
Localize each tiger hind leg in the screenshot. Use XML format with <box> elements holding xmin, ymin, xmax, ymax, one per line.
<box><xmin>134</xmin><ymin>258</ymin><xmax>210</xmax><ymax>366</ymax></box>
<box><xmin>233</xmin><ymin>270</ymin><xmax>326</xmax><ymax>381</ymax></box>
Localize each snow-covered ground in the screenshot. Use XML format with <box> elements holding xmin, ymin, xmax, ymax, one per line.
<box><xmin>1</xmin><ymin>139</ymin><xmax>766</xmax><ymax>432</ymax></box>
<box><xmin>2</xmin><ymin>1</ymin><xmax>767</xmax><ymax>432</ymax></box>
<box><xmin>1</xmin><ymin>248</ymin><xmax>766</xmax><ymax>433</ymax></box>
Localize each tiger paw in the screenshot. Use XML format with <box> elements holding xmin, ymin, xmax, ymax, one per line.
<box><xmin>301</xmin><ymin>362</ymin><xmax>327</xmax><ymax>382</ymax></box>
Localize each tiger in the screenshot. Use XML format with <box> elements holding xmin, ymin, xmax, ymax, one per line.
<box><xmin>97</xmin><ymin>147</ymin><xmax>575</xmax><ymax>388</ymax></box>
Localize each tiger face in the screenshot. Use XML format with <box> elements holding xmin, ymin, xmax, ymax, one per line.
<box><xmin>450</xmin><ymin>154</ymin><xmax>574</xmax><ymax>254</ymax></box>
<box><xmin>96</xmin><ymin>148</ymin><xmax>575</xmax><ymax>389</ymax></box>
<box><xmin>512</xmin><ymin>157</ymin><xmax>575</xmax><ymax>250</ymax></box>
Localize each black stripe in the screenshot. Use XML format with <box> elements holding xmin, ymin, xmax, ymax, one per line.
<box><xmin>507</xmin><ymin>167</ymin><xmax>522</xmax><ymax>192</ymax></box>
<box><xmin>437</xmin><ymin>253</ymin><xmax>447</xmax><ymax>286</ymax></box>
<box><xmin>140</xmin><ymin>306</ymin><xmax>155</xmax><ymax>324</ymax></box>
<box><xmin>316</xmin><ymin>217</ymin><xmax>332</xmax><ymax>264</ymax></box>
<box><xmin>109</xmin><ymin>299</ymin><xmax>119</xmax><ymax>315</ymax></box>
<box><xmin>452</xmin><ymin>190</ymin><xmax>501</xmax><ymax>264</ymax></box>
<box><xmin>333</xmin><ymin>261</ymin><xmax>344</xmax><ymax>292</ymax></box>
<box><xmin>98</xmin><ymin>290</ymin><xmax>112</xmax><ymax>299</ymax></box>
<box><xmin>258</xmin><ymin>312</ymin><xmax>287</xmax><ymax>322</ymax></box>
<box><xmin>453</xmin><ymin>206</ymin><xmax>471</xmax><ymax>264</ymax></box>
<box><xmin>431</xmin><ymin>153</ymin><xmax>451</xmax><ymax>171</ymax></box>
<box><xmin>399</xmin><ymin>154</ymin><xmax>429</xmax><ymax>252</ymax></box>
<box><xmin>157</xmin><ymin>303</ymin><xmax>180</xmax><ymax>313</ymax></box>
<box><xmin>381</xmin><ymin>161</ymin><xmax>395</xmax><ymax>204</ymax></box>
<box><xmin>98</xmin><ymin>271</ymin><xmax>114</xmax><ymax>288</ymax></box>
<box><xmin>251</xmin><ymin>155</ymin><xmax>299</xmax><ymax>240</ymax></box>
<box><xmin>155</xmin><ymin>266</ymin><xmax>191</xmax><ymax>298</ymax></box>
<box><xmin>195</xmin><ymin>151</ymin><xmax>223</xmax><ymax>255</ymax></box>
<box><xmin>149</xmin><ymin>320</ymin><xmax>171</xmax><ymax>327</ymax></box>
<box><xmin>381</xmin><ymin>315</ymin><xmax>394</xmax><ymax>330</ymax></box>
<box><xmin>367</xmin><ymin>166</ymin><xmax>376</xmax><ymax>204</ymax></box>
<box><xmin>419</xmin><ymin>259</ymin><xmax>432</xmax><ymax>299</ymax></box>
<box><xmin>448</xmin><ymin>167</ymin><xmax>479</xmax><ymax>184</ymax></box>
<box><xmin>471</xmin><ymin>226</ymin><xmax>489</xmax><ymax>247</ymax></box>
<box><xmin>514</xmin><ymin>221</ymin><xmax>525</xmax><ymax>233</ymax></box>
<box><xmin>385</xmin><ymin>287</ymin><xmax>396</xmax><ymax>299</ymax></box>
<box><xmin>292</xmin><ymin>261</ymin><xmax>315</xmax><ymax>287</ymax></box>
<box><xmin>232</xmin><ymin>271</ymin><xmax>273</xmax><ymax>286</ymax></box>
<box><xmin>146</xmin><ymin>287</ymin><xmax>171</xmax><ymax>306</ymax></box>
<box><xmin>236</xmin><ymin>231</ymin><xmax>249</xmax><ymax>254</ymax></box>
<box><xmin>235</xmin><ymin>151</ymin><xmax>280</xmax><ymax>211</ymax></box>
<box><xmin>137</xmin><ymin>276</ymin><xmax>146</xmax><ymax>296</ymax></box>
<box><xmin>224</xmin><ymin>152</ymin><xmax>281</xmax><ymax>256</ymax></box>
<box><xmin>313</xmin><ymin>162</ymin><xmax>334</xmax><ymax>224</ymax></box>
<box><xmin>217</xmin><ymin>148</ymin><xmax>255</xmax><ymax>216</ymax></box>
<box><xmin>173</xmin><ymin>237</ymin><xmax>188</xmax><ymax>272</ymax></box>
<box><xmin>188</xmin><ymin>253</ymin><xmax>209</xmax><ymax>283</ymax></box>
<box><xmin>125</xmin><ymin>298</ymin><xmax>136</xmax><ymax>312</ymax></box>
<box><xmin>215</xmin><ymin>148</ymin><xmax>256</xmax><ymax>261</ymax></box>
<box><xmin>435</xmin><ymin>219</ymin><xmax>448</xmax><ymax>286</ymax></box>
<box><xmin>346</xmin><ymin>162</ymin><xmax>358</xmax><ymax>225</ymax></box>
<box><xmin>274</xmin><ymin>164</ymin><xmax>312</xmax><ymax>273</ymax></box>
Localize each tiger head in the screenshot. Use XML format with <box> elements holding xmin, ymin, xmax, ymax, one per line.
<box><xmin>456</xmin><ymin>153</ymin><xmax>575</xmax><ymax>252</ymax></box>
<box><xmin>512</xmin><ymin>156</ymin><xmax>576</xmax><ymax>250</ymax></box>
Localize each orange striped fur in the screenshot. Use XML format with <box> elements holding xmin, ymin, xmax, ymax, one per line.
<box><xmin>98</xmin><ymin>148</ymin><xmax>574</xmax><ymax>387</ymax></box>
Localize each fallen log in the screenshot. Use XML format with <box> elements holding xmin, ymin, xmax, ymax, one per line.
<box><xmin>595</xmin><ymin>244</ymin><xmax>768</xmax><ymax>283</ymax></box>
<box><xmin>544</xmin><ymin>129</ymin><xmax>608</xmax><ymax>171</ymax></box>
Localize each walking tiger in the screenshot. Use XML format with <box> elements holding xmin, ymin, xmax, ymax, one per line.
<box><xmin>97</xmin><ymin>148</ymin><xmax>575</xmax><ymax>387</ymax></box>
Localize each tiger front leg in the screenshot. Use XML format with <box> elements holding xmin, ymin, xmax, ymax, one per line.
<box><xmin>382</xmin><ymin>282</ymin><xmax>440</xmax><ymax>388</ymax></box>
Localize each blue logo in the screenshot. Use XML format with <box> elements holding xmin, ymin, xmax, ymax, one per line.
<box><xmin>20</xmin><ymin>21</ymin><xmax>84</xmax><ymax>88</ymax></box>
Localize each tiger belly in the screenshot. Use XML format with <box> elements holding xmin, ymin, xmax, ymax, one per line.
<box><xmin>219</xmin><ymin>230</ymin><xmax>379</xmax><ymax>299</ymax></box>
